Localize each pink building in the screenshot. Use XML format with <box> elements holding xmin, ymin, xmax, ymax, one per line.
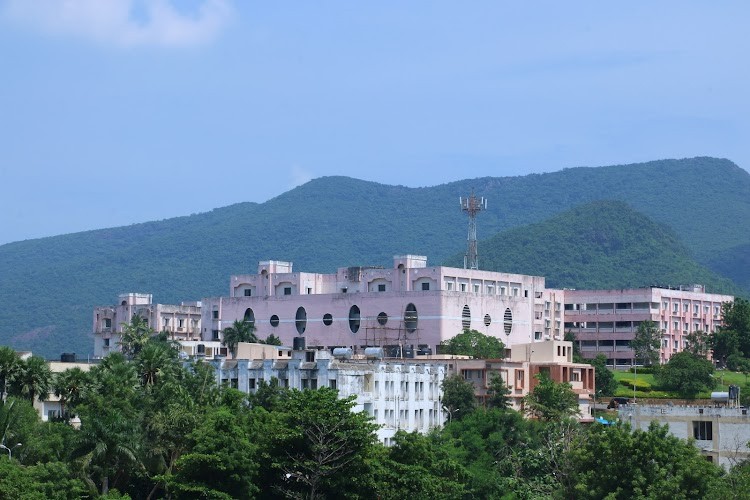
<box><xmin>564</xmin><ymin>286</ymin><xmax>732</xmax><ymax>366</ymax></box>
<box><xmin>200</xmin><ymin>255</ymin><xmax>562</xmax><ymax>354</ymax></box>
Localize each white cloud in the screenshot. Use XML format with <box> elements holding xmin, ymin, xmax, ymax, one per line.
<box><xmin>289</xmin><ymin>165</ymin><xmax>313</xmax><ymax>189</ymax></box>
<box><xmin>2</xmin><ymin>0</ymin><xmax>232</xmax><ymax>47</ymax></box>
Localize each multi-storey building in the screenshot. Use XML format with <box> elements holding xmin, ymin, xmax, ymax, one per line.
<box><xmin>93</xmin><ymin>293</ymin><xmax>203</xmax><ymax>358</ymax></box>
<box><xmin>212</xmin><ymin>342</ymin><xmax>447</xmax><ymax>445</ymax></box>
<box><xmin>448</xmin><ymin>340</ymin><xmax>595</xmax><ymax>421</ymax></box>
<box><xmin>563</xmin><ymin>286</ymin><xmax>732</xmax><ymax>366</ymax></box>
<box><xmin>200</xmin><ymin>255</ymin><xmax>561</xmax><ymax>355</ymax></box>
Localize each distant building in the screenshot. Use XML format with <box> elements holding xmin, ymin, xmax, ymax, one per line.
<box><xmin>93</xmin><ymin>293</ymin><xmax>204</xmax><ymax>358</ymax></box>
<box><xmin>447</xmin><ymin>340</ymin><xmax>595</xmax><ymax>421</ymax></box>
<box><xmin>212</xmin><ymin>343</ymin><xmax>447</xmax><ymax>445</ymax></box>
<box><xmin>200</xmin><ymin>255</ymin><xmax>561</xmax><ymax>356</ymax></box>
<box><xmin>34</xmin><ymin>355</ymin><xmax>94</xmax><ymax>425</ymax></box>
<box><xmin>563</xmin><ymin>286</ymin><xmax>732</xmax><ymax>366</ymax></box>
<box><xmin>619</xmin><ymin>403</ymin><xmax>750</xmax><ymax>468</ymax></box>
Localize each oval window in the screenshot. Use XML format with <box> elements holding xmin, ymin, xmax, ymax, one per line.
<box><xmin>462</xmin><ymin>305</ymin><xmax>471</xmax><ymax>330</ymax></box>
<box><xmin>323</xmin><ymin>313</ymin><xmax>333</xmax><ymax>326</ymax></box>
<box><xmin>244</xmin><ymin>308</ymin><xmax>255</xmax><ymax>328</ymax></box>
<box><xmin>349</xmin><ymin>305</ymin><xmax>361</xmax><ymax>333</ymax></box>
<box><xmin>404</xmin><ymin>303</ymin><xmax>418</xmax><ymax>333</ymax></box>
<box><xmin>504</xmin><ymin>308</ymin><xmax>513</xmax><ymax>335</ymax></box>
<box><xmin>484</xmin><ymin>314</ymin><xmax>491</xmax><ymax>327</ymax></box>
<box><xmin>295</xmin><ymin>307</ymin><xmax>307</xmax><ymax>334</ymax></box>
<box><xmin>270</xmin><ymin>315</ymin><xmax>280</xmax><ymax>328</ymax></box>
<box><xmin>377</xmin><ymin>312</ymin><xmax>388</xmax><ymax>326</ymax></box>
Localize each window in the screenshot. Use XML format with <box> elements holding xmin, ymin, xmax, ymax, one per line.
<box><xmin>284</xmin><ymin>287</ymin><xmax>292</xmax><ymax>296</ymax></box>
<box><xmin>307</xmin><ymin>287</ymin><xmax>312</xmax><ymax>294</ymax></box>
<box><xmin>446</xmin><ymin>282</ymin><xmax>453</xmax><ymax>291</ymax></box>
<box><xmin>513</xmin><ymin>288</ymin><xmax>519</xmax><ymax>296</ymax></box>
<box><xmin>474</xmin><ymin>284</ymin><xmax>480</xmax><ymax>293</ymax></box>
<box><xmin>103</xmin><ymin>318</ymin><xmax>112</xmax><ymax>328</ymax></box>
<box><xmin>103</xmin><ymin>338</ymin><xmax>110</xmax><ymax>347</ymax></box>
<box><xmin>212</xmin><ymin>310</ymin><xmax>219</xmax><ymax>319</ymax></box>
<box><xmin>244</xmin><ymin>289</ymin><xmax>252</xmax><ymax>296</ymax></box>
<box><xmin>378</xmin><ymin>284</ymin><xmax>386</xmax><ymax>292</ymax></box>
<box><xmin>422</xmin><ymin>282</ymin><xmax>430</xmax><ymax>291</ymax></box>
<box><xmin>404</xmin><ymin>303</ymin><xmax>418</xmax><ymax>332</ymax></box>
<box><xmin>295</xmin><ymin>307</ymin><xmax>307</xmax><ymax>334</ymax></box>
<box><xmin>178</xmin><ymin>318</ymin><xmax>184</xmax><ymax>328</ymax></box>
<box><xmin>500</xmin><ymin>286</ymin><xmax>506</xmax><ymax>295</ymax></box>
<box><xmin>329</xmin><ymin>379</ymin><xmax>337</xmax><ymax>390</ymax></box>
<box><xmin>270</xmin><ymin>315</ymin><xmax>280</xmax><ymax>327</ymax></box>
<box><xmin>249</xmin><ymin>379</ymin><xmax>256</xmax><ymax>390</ymax></box>
<box><xmin>693</xmin><ymin>421</ymin><xmax>713</xmax><ymax>440</ymax></box>
<box><xmin>212</xmin><ymin>330</ymin><xmax>219</xmax><ymax>340</ymax></box>
<box><xmin>484</xmin><ymin>314</ymin><xmax>491</xmax><ymax>326</ymax></box>
<box><xmin>349</xmin><ymin>305</ymin><xmax>361</xmax><ymax>333</ymax></box>
<box><xmin>377</xmin><ymin>312</ymin><xmax>388</xmax><ymax>326</ymax></box>
<box><xmin>462</xmin><ymin>305</ymin><xmax>471</xmax><ymax>330</ymax></box>
<box><xmin>460</xmin><ymin>283</ymin><xmax>466</xmax><ymax>292</ymax></box>
<box><xmin>534</xmin><ymin>331</ymin><xmax>542</xmax><ymax>340</ymax></box>
<box><xmin>323</xmin><ymin>313</ymin><xmax>333</xmax><ymax>326</ymax></box>
<box><xmin>341</xmin><ymin>287</ymin><xmax>348</xmax><ymax>293</ymax></box>
<box><xmin>673</xmin><ymin>303</ymin><xmax>679</xmax><ymax>313</ymax></box>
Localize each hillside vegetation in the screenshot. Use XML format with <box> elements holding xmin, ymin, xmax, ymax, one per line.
<box><xmin>0</xmin><ymin>157</ymin><xmax>748</xmax><ymax>358</ymax></box>
<box><xmin>448</xmin><ymin>200</ymin><xmax>744</xmax><ymax>294</ymax></box>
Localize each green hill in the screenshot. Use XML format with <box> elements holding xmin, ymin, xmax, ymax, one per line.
<box><xmin>446</xmin><ymin>200</ymin><xmax>744</xmax><ymax>294</ymax></box>
<box><xmin>0</xmin><ymin>157</ymin><xmax>748</xmax><ymax>358</ymax></box>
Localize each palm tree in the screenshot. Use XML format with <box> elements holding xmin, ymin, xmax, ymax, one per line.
<box><xmin>221</xmin><ymin>319</ymin><xmax>258</xmax><ymax>358</ymax></box>
<box><xmin>0</xmin><ymin>347</ymin><xmax>20</xmax><ymax>403</ymax></box>
<box><xmin>136</xmin><ymin>343</ymin><xmax>177</xmax><ymax>387</ymax></box>
<box><xmin>119</xmin><ymin>315</ymin><xmax>154</xmax><ymax>358</ymax></box>
<box><xmin>53</xmin><ymin>367</ymin><xmax>90</xmax><ymax>420</ymax></box>
<box><xmin>11</xmin><ymin>355</ymin><xmax>51</xmax><ymax>402</ymax></box>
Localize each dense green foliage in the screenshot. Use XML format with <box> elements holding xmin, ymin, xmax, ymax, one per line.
<box><xmin>591</xmin><ymin>354</ymin><xmax>618</xmax><ymax>396</ymax></box>
<box><xmin>632</xmin><ymin>320</ymin><xmax>662</xmax><ymax>366</ymax></box>
<box><xmin>522</xmin><ymin>372</ymin><xmax>580</xmax><ymax>421</ymax></box>
<box><xmin>0</xmin><ymin>341</ymin><xmax>744</xmax><ymax>499</ymax></box>
<box><xmin>439</xmin><ymin>329</ymin><xmax>505</xmax><ymax>359</ymax></box>
<box><xmin>1</xmin><ymin>157</ymin><xmax>749</xmax><ymax>358</ymax></box>
<box><xmin>655</xmin><ymin>352</ymin><xmax>716</xmax><ymax>398</ymax></box>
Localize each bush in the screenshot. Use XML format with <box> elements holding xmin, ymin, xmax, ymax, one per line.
<box><xmin>619</xmin><ymin>378</ymin><xmax>652</xmax><ymax>391</ymax></box>
<box><xmin>628</xmin><ymin>366</ymin><xmax>658</xmax><ymax>374</ymax></box>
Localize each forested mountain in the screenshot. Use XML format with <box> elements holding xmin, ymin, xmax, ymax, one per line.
<box><xmin>446</xmin><ymin>200</ymin><xmax>743</xmax><ymax>294</ymax></box>
<box><xmin>1</xmin><ymin>157</ymin><xmax>748</xmax><ymax>358</ymax></box>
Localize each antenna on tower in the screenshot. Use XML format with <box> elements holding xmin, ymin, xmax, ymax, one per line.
<box><xmin>460</xmin><ymin>191</ymin><xmax>487</xmax><ymax>270</ymax></box>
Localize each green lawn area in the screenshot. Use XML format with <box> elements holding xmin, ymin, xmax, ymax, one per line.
<box><xmin>610</xmin><ymin>369</ymin><xmax>748</xmax><ymax>399</ymax></box>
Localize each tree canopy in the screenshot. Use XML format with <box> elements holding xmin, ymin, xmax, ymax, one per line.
<box><xmin>440</xmin><ymin>329</ymin><xmax>505</xmax><ymax>359</ymax></box>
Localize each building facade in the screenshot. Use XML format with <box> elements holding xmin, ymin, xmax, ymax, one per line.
<box><xmin>212</xmin><ymin>344</ymin><xmax>447</xmax><ymax>445</ymax></box>
<box><xmin>201</xmin><ymin>255</ymin><xmax>561</xmax><ymax>356</ymax></box>
<box><xmin>93</xmin><ymin>293</ymin><xmax>203</xmax><ymax>358</ymax></box>
<box><xmin>563</xmin><ymin>286</ymin><xmax>732</xmax><ymax>366</ymax></box>
<box><xmin>449</xmin><ymin>340</ymin><xmax>595</xmax><ymax>421</ymax></box>
<box><xmin>619</xmin><ymin>404</ymin><xmax>750</xmax><ymax>468</ymax></box>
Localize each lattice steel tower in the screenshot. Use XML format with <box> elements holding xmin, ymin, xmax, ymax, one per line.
<box><xmin>460</xmin><ymin>192</ymin><xmax>487</xmax><ymax>269</ymax></box>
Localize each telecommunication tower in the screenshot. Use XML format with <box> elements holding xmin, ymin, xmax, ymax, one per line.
<box><xmin>460</xmin><ymin>192</ymin><xmax>487</xmax><ymax>269</ymax></box>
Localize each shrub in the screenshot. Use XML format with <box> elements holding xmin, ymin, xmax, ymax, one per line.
<box><xmin>628</xmin><ymin>366</ymin><xmax>657</xmax><ymax>374</ymax></box>
<box><xmin>619</xmin><ymin>378</ymin><xmax>651</xmax><ymax>391</ymax></box>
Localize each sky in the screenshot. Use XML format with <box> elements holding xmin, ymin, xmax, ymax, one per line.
<box><xmin>0</xmin><ymin>1</ymin><xmax>748</xmax><ymax>245</ymax></box>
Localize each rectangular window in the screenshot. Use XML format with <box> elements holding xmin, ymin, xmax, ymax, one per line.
<box><xmin>103</xmin><ymin>338</ymin><xmax>110</xmax><ymax>347</ymax></box>
<box><xmin>311</xmin><ymin>379</ymin><xmax>317</xmax><ymax>390</ymax></box>
<box><xmin>103</xmin><ymin>318</ymin><xmax>112</xmax><ymax>328</ymax></box>
<box><xmin>307</xmin><ymin>287</ymin><xmax>312</xmax><ymax>294</ymax></box>
<box><xmin>513</xmin><ymin>288</ymin><xmax>519</xmax><ymax>296</ymax></box>
<box><xmin>500</xmin><ymin>286</ymin><xmax>506</xmax><ymax>295</ymax></box>
<box><xmin>474</xmin><ymin>284</ymin><xmax>480</xmax><ymax>293</ymax></box>
<box><xmin>378</xmin><ymin>284</ymin><xmax>386</xmax><ymax>292</ymax></box>
<box><xmin>212</xmin><ymin>310</ymin><xmax>219</xmax><ymax>319</ymax></box>
<box><xmin>244</xmin><ymin>289</ymin><xmax>252</xmax><ymax>296</ymax></box>
<box><xmin>212</xmin><ymin>330</ymin><xmax>220</xmax><ymax>341</ymax></box>
<box><xmin>178</xmin><ymin>319</ymin><xmax>184</xmax><ymax>328</ymax></box>
<box><xmin>284</xmin><ymin>287</ymin><xmax>292</xmax><ymax>295</ymax></box>
<box><xmin>534</xmin><ymin>331</ymin><xmax>542</xmax><ymax>340</ymax></box>
<box><xmin>248</xmin><ymin>379</ymin><xmax>256</xmax><ymax>390</ymax></box>
<box><xmin>422</xmin><ymin>282</ymin><xmax>430</xmax><ymax>291</ymax></box>
<box><xmin>329</xmin><ymin>379</ymin><xmax>337</xmax><ymax>390</ymax></box>
<box><xmin>673</xmin><ymin>303</ymin><xmax>679</xmax><ymax>313</ymax></box>
<box><xmin>446</xmin><ymin>282</ymin><xmax>453</xmax><ymax>291</ymax></box>
<box><xmin>693</xmin><ymin>421</ymin><xmax>713</xmax><ymax>440</ymax></box>
<box><xmin>460</xmin><ymin>284</ymin><xmax>466</xmax><ymax>292</ymax></box>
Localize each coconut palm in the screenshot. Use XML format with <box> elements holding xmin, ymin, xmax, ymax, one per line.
<box><xmin>0</xmin><ymin>347</ymin><xmax>20</xmax><ymax>402</ymax></box>
<box><xmin>119</xmin><ymin>315</ymin><xmax>154</xmax><ymax>358</ymax></box>
<box><xmin>221</xmin><ymin>319</ymin><xmax>258</xmax><ymax>358</ymax></box>
<box><xmin>135</xmin><ymin>342</ymin><xmax>178</xmax><ymax>387</ymax></box>
<box><xmin>11</xmin><ymin>355</ymin><xmax>51</xmax><ymax>402</ymax></box>
<box><xmin>53</xmin><ymin>367</ymin><xmax>90</xmax><ymax>420</ymax></box>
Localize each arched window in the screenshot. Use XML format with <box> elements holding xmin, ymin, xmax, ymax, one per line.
<box><xmin>295</xmin><ymin>307</ymin><xmax>307</xmax><ymax>334</ymax></box>
<box><xmin>462</xmin><ymin>305</ymin><xmax>471</xmax><ymax>330</ymax></box>
<box><xmin>504</xmin><ymin>308</ymin><xmax>513</xmax><ymax>335</ymax></box>
<box><xmin>349</xmin><ymin>305</ymin><xmax>361</xmax><ymax>333</ymax></box>
<box><xmin>404</xmin><ymin>303</ymin><xmax>418</xmax><ymax>333</ymax></box>
<box><xmin>243</xmin><ymin>308</ymin><xmax>255</xmax><ymax>328</ymax></box>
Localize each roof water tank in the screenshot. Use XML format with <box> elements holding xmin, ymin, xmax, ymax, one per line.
<box><xmin>332</xmin><ymin>347</ymin><xmax>353</xmax><ymax>359</ymax></box>
<box><xmin>364</xmin><ymin>347</ymin><xmax>384</xmax><ymax>359</ymax></box>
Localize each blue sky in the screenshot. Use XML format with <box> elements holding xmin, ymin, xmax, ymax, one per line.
<box><xmin>1</xmin><ymin>1</ymin><xmax>748</xmax><ymax>245</ymax></box>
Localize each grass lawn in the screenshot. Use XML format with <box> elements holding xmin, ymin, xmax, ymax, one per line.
<box><xmin>610</xmin><ymin>369</ymin><xmax>747</xmax><ymax>399</ymax></box>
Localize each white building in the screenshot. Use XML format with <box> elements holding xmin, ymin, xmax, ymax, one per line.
<box><xmin>212</xmin><ymin>343</ymin><xmax>447</xmax><ymax>445</ymax></box>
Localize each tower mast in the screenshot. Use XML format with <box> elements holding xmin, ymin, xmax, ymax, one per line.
<box><xmin>460</xmin><ymin>191</ymin><xmax>487</xmax><ymax>270</ymax></box>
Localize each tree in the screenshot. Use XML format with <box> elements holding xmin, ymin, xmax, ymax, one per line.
<box><xmin>684</xmin><ymin>330</ymin><xmax>710</xmax><ymax>357</ymax></box>
<box><xmin>568</xmin><ymin>421</ymin><xmax>722</xmax><ymax>499</ymax></box>
<box><xmin>710</xmin><ymin>329</ymin><xmax>740</xmax><ymax>368</ymax></box>
<box><xmin>564</xmin><ymin>330</ymin><xmax>585</xmax><ymax>363</ymax></box>
<box><xmin>119</xmin><ymin>315</ymin><xmax>154</xmax><ymax>358</ymax></box>
<box><xmin>261</xmin><ymin>334</ymin><xmax>282</xmax><ymax>346</ymax></box>
<box><xmin>440</xmin><ymin>329</ymin><xmax>505</xmax><ymax>359</ymax></box>
<box><xmin>523</xmin><ymin>372</ymin><xmax>579</xmax><ymax>421</ymax></box>
<box><xmin>271</xmin><ymin>388</ymin><xmax>378</xmax><ymax>499</ymax></box>
<box><xmin>135</xmin><ymin>342</ymin><xmax>178</xmax><ymax>387</ymax></box>
<box><xmin>10</xmin><ymin>355</ymin><xmax>51</xmax><ymax>402</ymax></box>
<box><xmin>486</xmin><ymin>372</ymin><xmax>512</xmax><ymax>410</ymax></box>
<box><xmin>0</xmin><ymin>347</ymin><xmax>20</xmax><ymax>403</ymax></box>
<box><xmin>631</xmin><ymin>320</ymin><xmax>661</xmax><ymax>366</ymax></box>
<box><xmin>221</xmin><ymin>320</ymin><xmax>258</xmax><ymax>358</ymax></box>
<box><xmin>721</xmin><ymin>298</ymin><xmax>750</xmax><ymax>357</ymax></box>
<box><xmin>441</xmin><ymin>375</ymin><xmax>477</xmax><ymax>421</ymax></box>
<box><xmin>656</xmin><ymin>351</ymin><xmax>716</xmax><ymax>398</ymax></box>
<box><xmin>53</xmin><ymin>367</ymin><xmax>89</xmax><ymax>421</ymax></box>
<box><xmin>591</xmin><ymin>354</ymin><xmax>617</xmax><ymax>396</ymax></box>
